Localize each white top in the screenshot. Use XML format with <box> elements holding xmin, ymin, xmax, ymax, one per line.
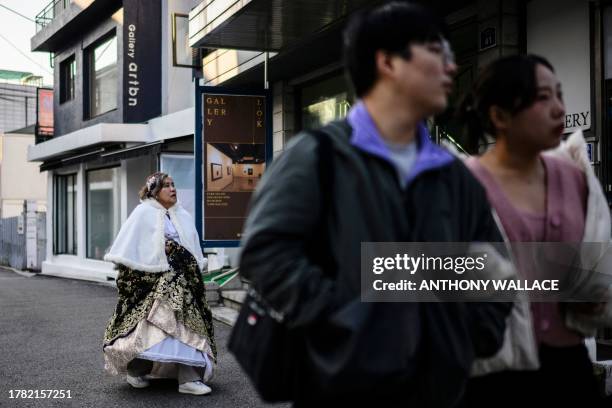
<box><xmin>384</xmin><ymin>140</ymin><xmax>418</xmax><ymax>189</ymax></box>
<box><xmin>164</xmin><ymin>213</ymin><xmax>181</xmax><ymax>244</ymax></box>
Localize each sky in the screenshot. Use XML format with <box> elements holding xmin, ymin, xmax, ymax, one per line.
<box><xmin>0</xmin><ymin>0</ymin><xmax>54</xmax><ymax>86</ymax></box>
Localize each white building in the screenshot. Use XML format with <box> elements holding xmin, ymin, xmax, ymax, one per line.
<box><xmin>0</xmin><ymin>126</ymin><xmax>47</xmax><ymax>218</ymax></box>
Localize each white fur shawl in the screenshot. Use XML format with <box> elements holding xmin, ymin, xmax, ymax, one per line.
<box><xmin>549</xmin><ymin>130</ymin><xmax>612</xmax><ymax>336</ymax></box>
<box><xmin>104</xmin><ymin>199</ymin><xmax>207</xmax><ymax>273</ymax></box>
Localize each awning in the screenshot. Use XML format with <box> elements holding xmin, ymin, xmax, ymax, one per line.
<box><xmin>0</xmin><ymin>69</ymin><xmax>33</xmax><ymax>81</ymax></box>
<box><xmin>39</xmin><ymin>147</ymin><xmax>107</xmax><ymax>171</ymax></box>
<box><xmin>99</xmin><ymin>140</ymin><xmax>164</xmax><ymax>161</ymax></box>
<box><xmin>27</xmin><ymin>123</ymin><xmax>149</xmax><ymax>162</ymax></box>
<box><xmin>28</xmin><ymin>107</ymin><xmax>196</xmax><ymax>163</ymax></box>
<box><xmin>189</xmin><ymin>0</ymin><xmax>380</xmax><ymax>51</ymax></box>
<box><xmin>39</xmin><ymin>141</ymin><xmax>165</xmax><ymax>172</ymax></box>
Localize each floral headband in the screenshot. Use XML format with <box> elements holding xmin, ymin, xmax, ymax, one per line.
<box><xmin>145</xmin><ymin>173</ymin><xmax>167</xmax><ymax>195</ymax></box>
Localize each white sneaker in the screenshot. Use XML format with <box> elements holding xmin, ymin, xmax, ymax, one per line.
<box><xmin>178</xmin><ymin>381</ymin><xmax>212</xmax><ymax>395</ymax></box>
<box><xmin>126</xmin><ymin>374</ymin><xmax>150</xmax><ymax>389</ymax></box>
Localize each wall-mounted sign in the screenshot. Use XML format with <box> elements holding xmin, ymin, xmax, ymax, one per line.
<box><xmin>123</xmin><ymin>0</ymin><xmax>161</xmax><ymax>123</ymax></box>
<box><xmin>565</xmin><ymin>111</ymin><xmax>591</xmax><ymax>134</ymax></box>
<box><xmin>36</xmin><ymin>88</ymin><xmax>53</xmax><ymax>135</ymax></box>
<box><xmin>36</xmin><ymin>88</ymin><xmax>54</xmax><ymax>143</ymax></box>
<box><xmin>586</xmin><ymin>141</ymin><xmax>594</xmax><ymax>164</ymax></box>
<box><xmin>480</xmin><ymin>27</ymin><xmax>497</xmax><ymax>51</ymax></box>
<box><xmin>195</xmin><ymin>88</ymin><xmax>272</xmax><ymax>247</ymax></box>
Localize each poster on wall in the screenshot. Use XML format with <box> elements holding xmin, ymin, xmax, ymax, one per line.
<box><xmin>195</xmin><ymin>89</ymin><xmax>271</xmax><ymax>246</ymax></box>
<box><xmin>36</xmin><ymin>88</ymin><xmax>54</xmax><ymax>140</ymax></box>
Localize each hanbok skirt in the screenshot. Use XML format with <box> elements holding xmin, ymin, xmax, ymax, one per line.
<box><xmin>103</xmin><ymin>240</ymin><xmax>216</xmax><ymax>381</ymax></box>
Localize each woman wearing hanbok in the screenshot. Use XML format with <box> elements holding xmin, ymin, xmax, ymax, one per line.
<box><xmin>103</xmin><ymin>172</ymin><xmax>216</xmax><ymax>395</ymax></box>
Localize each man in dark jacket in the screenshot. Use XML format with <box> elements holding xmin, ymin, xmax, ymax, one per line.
<box><xmin>239</xmin><ymin>2</ymin><xmax>513</xmax><ymax>407</ymax></box>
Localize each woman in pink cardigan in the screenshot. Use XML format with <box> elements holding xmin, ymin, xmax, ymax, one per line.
<box><xmin>458</xmin><ymin>55</ymin><xmax>607</xmax><ymax>407</ymax></box>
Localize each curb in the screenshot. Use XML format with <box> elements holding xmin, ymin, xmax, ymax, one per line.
<box><xmin>211</xmin><ymin>306</ymin><xmax>238</xmax><ymax>326</ymax></box>
<box><xmin>0</xmin><ymin>266</ymin><xmax>36</xmax><ymax>278</ymax></box>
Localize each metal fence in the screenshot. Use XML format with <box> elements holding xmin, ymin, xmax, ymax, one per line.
<box><xmin>0</xmin><ymin>213</ymin><xmax>46</xmax><ymax>271</ymax></box>
<box><xmin>35</xmin><ymin>0</ymin><xmax>71</xmax><ymax>32</ymax></box>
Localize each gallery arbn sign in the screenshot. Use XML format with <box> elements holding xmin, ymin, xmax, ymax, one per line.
<box><xmin>123</xmin><ymin>0</ymin><xmax>161</xmax><ymax>123</ymax></box>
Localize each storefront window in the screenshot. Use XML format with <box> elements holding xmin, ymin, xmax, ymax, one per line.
<box><xmin>86</xmin><ymin>167</ymin><xmax>121</xmax><ymax>260</ymax></box>
<box><xmin>299</xmin><ymin>73</ymin><xmax>354</xmax><ymax>131</ymax></box>
<box><xmin>54</xmin><ymin>174</ymin><xmax>77</xmax><ymax>255</ymax></box>
<box><xmin>160</xmin><ymin>154</ymin><xmax>195</xmax><ymax>219</ymax></box>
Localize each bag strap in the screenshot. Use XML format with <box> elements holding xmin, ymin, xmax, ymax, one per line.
<box><xmin>310</xmin><ymin>119</ymin><xmax>350</xmax><ymax>221</ymax></box>
<box><xmin>311</xmin><ymin>129</ymin><xmax>334</xmax><ymax>224</ymax></box>
<box><xmin>316</xmin><ymin>120</ymin><xmax>388</xmax><ymax>241</ymax></box>
<box><xmin>308</xmin><ymin>127</ymin><xmax>337</xmax><ymax>278</ymax></box>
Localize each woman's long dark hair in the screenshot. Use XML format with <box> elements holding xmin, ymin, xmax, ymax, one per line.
<box><xmin>457</xmin><ymin>54</ymin><xmax>555</xmax><ymax>153</ymax></box>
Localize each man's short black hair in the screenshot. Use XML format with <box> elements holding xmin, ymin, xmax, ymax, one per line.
<box><xmin>343</xmin><ymin>1</ymin><xmax>448</xmax><ymax>97</ymax></box>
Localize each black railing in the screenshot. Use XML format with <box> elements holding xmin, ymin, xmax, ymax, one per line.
<box><xmin>35</xmin><ymin>0</ymin><xmax>70</xmax><ymax>32</ymax></box>
<box><xmin>432</xmin><ymin>125</ymin><xmax>469</xmax><ymax>155</ymax></box>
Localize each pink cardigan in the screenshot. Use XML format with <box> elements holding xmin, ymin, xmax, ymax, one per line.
<box><xmin>466</xmin><ymin>155</ymin><xmax>588</xmax><ymax>346</ymax></box>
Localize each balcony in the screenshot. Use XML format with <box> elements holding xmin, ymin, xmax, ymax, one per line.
<box><xmin>31</xmin><ymin>0</ymin><xmax>121</xmax><ymax>53</ymax></box>
<box><xmin>35</xmin><ymin>0</ymin><xmax>72</xmax><ymax>32</ymax></box>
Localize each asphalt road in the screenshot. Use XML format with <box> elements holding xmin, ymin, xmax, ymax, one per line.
<box><xmin>0</xmin><ymin>267</ymin><xmax>288</xmax><ymax>408</ymax></box>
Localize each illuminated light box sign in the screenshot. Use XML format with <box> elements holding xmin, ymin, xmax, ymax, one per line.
<box><xmin>195</xmin><ymin>89</ymin><xmax>271</xmax><ymax>247</ymax></box>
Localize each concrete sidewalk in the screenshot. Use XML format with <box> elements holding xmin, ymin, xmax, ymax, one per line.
<box><xmin>0</xmin><ymin>266</ymin><xmax>287</xmax><ymax>408</ymax></box>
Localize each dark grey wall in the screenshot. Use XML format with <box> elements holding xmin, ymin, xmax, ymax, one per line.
<box><xmin>53</xmin><ymin>16</ymin><xmax>123</xmax><ymax>137</ymax></box>
<box><xmin>52</xmin><ymin>0</ymin><xmax>162</xmax><ymax>137</ymax></box>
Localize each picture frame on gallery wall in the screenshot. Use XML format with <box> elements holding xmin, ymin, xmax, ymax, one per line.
<box><xmin>211</xmin><ymin>163</ymin><xmax>222</xmax><ymax>180</ymax></box>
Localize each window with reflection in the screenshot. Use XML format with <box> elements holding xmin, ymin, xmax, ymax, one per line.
<box><xmin>299</xmin><ymin>73</ymin><xmax>354</xmax><ymax>131</ymax></box>
<box><xmin>88</xmin><ymin>34</ymin><xmax>117</xmax><ymax>117</ymax></box>
<box><xmin>54</xmin><ymin>174</ymin><xmax>77</xmax><ymax>255</ymax></box>
<box><xmin>86</xmin><ymin>167</ymin><xmax>121</xmax><ymax>260</ymax></box>
<box><xmin>172</xmin><ymin>13</ymin><xmax>200</xmax><ymax>67</ymax></box>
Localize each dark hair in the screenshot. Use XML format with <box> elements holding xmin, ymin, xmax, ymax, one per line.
<box><xmin>343</xmin><ymin>1</ymin><xmax>448</xmax><ymax>97</ymax></box>
<box><xmin>138</xmin><ymin>172</ymin><xmax>169</xmax><ymax>200</ymax></box>
<box><xmin>457</xmin><ymin>54</ymin><xmax>555</xmax><ymax>152</ymax></box>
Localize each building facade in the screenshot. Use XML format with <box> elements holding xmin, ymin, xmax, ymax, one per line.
<box><xmin>28</xmin><ymin>0</ymin><xmax>204</xmax><ymax>282</ymax></box>
<box><xmin>189</xmin><ymin>0</ymin><xmax>607</xmax><ymax>192</ymax></box>
<box><xmin>0</xmin><ymin>71</ymin><xmax>42</xmax><ymax>135</ymax></box>
<box><xmin>26</xmin><ymin>0</ymin><xmax>610</xmax><ymax>296</ymax></box>
<box><xmin>187</xmin><ymin>0</ymin><xmax>612</xmax><ymax>366</ymax></box>
<box><xmin>0</xmin><ymin>127</ymin><xmax>48</xmax><ymax>218</ymax></box>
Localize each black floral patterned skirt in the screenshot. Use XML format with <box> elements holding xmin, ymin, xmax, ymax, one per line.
<box><xmin>103</xmin><ymin>240</ymin><xmax>216</xmax><ymax>376</ymax></box>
